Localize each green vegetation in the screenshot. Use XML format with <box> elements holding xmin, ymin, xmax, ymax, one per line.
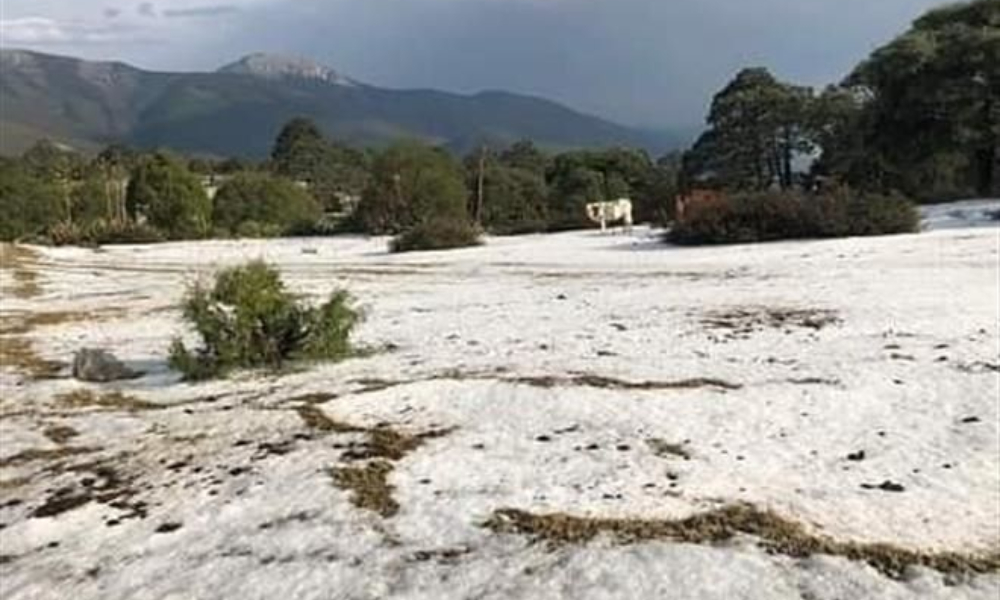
<box><xmin>355</xmin><ymin>141</ymin><xmax>470</xmax><ymax>234</ymax></box>
<box><xmin>212</xmin><ymin>172</ymin><xmax>322</xmax><ymax>237</ymax></box>
<box><xmin>1</xmin><ymin>2</ymin><xmax>993</xmax><ymax>246</ymax></box>
<box><xmin>0</xmin><ymin>158</ymin><xmax>63</xmax><ymax>240</ymax></box>
<box><xmin>683</xmin><ymin>0</ymin><xmax>997</xmax><ymax>202</ymax></box>
<box><xmin>669</xmin><ymin>188</ymin><xmax>919</xmax><ymax>245</ymax></box>
<box><xmin>126</xmin><ymin>153</ymin><xmax>211</xmax><ymax>239</ymax></box>
<box><xmin>168</xmin><ymin>261</ymin><xmax>361</xmax><ymax>380</ymax></box>
<box><xmin>390</xmin><ymin>217</ymin><xmax>482</xmax><ymax>253</ymax></box>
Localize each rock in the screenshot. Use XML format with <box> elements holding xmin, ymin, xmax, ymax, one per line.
<box><xmin>861</xmin><ymin>480</ymin><xmax>906</xmax><ymax>493</ymax></box>
<box><xmin>847</xmin><ymin>450</ymin><xmax>866</xmax><ymax>461</ymax></box>
<box><xmin>72</xmin><ymin>349</ymin><xmax>141</xmax><ymax>383</ymax></box>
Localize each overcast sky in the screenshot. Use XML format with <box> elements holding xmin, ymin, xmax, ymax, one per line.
<box><xmin>1</xmin><ymin>0</ymin><xmax>946</xmax><ymax>130</ymax></box>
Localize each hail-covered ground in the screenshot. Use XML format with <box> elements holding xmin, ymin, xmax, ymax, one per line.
<box><xmin>1</xmin><ymin>201</ymin><xmax>998</xmax><ymax>600</ymax></box>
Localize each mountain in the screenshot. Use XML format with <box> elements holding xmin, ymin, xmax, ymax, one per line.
<box><xmin>0</xmin><ymin>49</ymin><xmax>684</xmax><ymax>157</ymax></box>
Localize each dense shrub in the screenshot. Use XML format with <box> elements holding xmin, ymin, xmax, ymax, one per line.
<box><xmin>669</xmin><ymin>188</ymin><xmax>919</xmax><ymax>245</ymax></box>
<box><xmin>0</xmin><ymin>159</ymin><xmax>64</xmax><ymax>241</ymax></box>
<box><xmin>168</xmin><ymin>261</ymin><xmax>361</xmax><ymax>380</ymax></box>
<box><xmin>355</xmin><ymin>142</ymin><xmax>469</xmax><ymax>235</ymax></box>
<box><xmin>126</xmin><ymin>153</ymin><xmax>211</xmax><ymax>240</ymax></box>
<box><xmin>390</xmin><ymin>217</ymin><xmax>482</xmax><ymax>253</ymax></box>
<box><xmin>480</xmin><ymin>166</ymin><xmax>550</xmax><ymax>235</ymax></box>
<box><xmin>212</xmin><ymin>172</ymin><xmax>322</xmax><ymax>236</ymax></box>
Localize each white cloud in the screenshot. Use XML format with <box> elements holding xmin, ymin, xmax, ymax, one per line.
<box><xmin>0</xmin><ymin>17</ymin><xmax>134</xmax><ymax>44</ymax></box>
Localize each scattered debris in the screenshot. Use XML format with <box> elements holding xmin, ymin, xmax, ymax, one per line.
<box><xmin>701</xmin><ymin>307</ymin><xmax>840</xmax><ymax>340</ymax></box>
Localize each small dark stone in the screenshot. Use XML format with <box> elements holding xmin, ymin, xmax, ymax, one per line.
<box><xmin>228</xmin><ymin>467</ymin><xmax>250</xmax><ymax>476</ymax></box>
<box><xmin>471</xmin><ymin>443</ymin><xmax>486</xmax><ymax>450</ymax></box>
<box><xmin>154</xmin><ymin>522</ymin><xmax>183</xmax><ymax>534</ymax></box>
<box><xmin>585</xmin><ymin>444</ymin><xmax>600</xmax><ymax>451</ymax></box>
<box><xmin>616</xmin><ymin>444</ymin><xmax>631</xmax><ymax>452</ymax></box>
<box><xmin>556</xmin><ymin>294</ymin><xmax>568</xmax><ymax>301</ymax></box>
<box><xmin>861</xmin><ymin>481</ymin><xmax>906</xmax><ymax>493</ymax></box>
<box><xmin>960</xmin><ymin>416</ymin><xmax>981</xmax><ymax>424</ymax></box>
<box><xmin>72</xmin><ymin>348</ymin><xmax>142</xmax><ymax>382</ymax></box>
<box><xmin>847</xmin><ymin>450</ymin><xmax>866</xmax><ymax>462</ymax></box>
<box><xmin>611</xmin><ymin>323</ymin><xmax>628</xmax><ymax>332</ymax></box>
<box><xmin>535</xmin><ymin>435</ymin><xmax>552</xmax><ymax>443</ymax></box>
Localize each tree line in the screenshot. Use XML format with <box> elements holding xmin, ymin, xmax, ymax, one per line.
<box><xmin>1</xmin><ymin>0</ymin><xmax>994</xmax><ymax>248</ymax></box>
<box><xmin>683</xmin><ymin>0</ymin><xmax>997</xmax><ymax>201</ymax></box>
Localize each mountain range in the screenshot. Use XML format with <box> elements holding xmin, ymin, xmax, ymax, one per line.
<box><xmin>0</xmin><ymin>49</ymin><xmax>685</xmax><ymax>158</ymax></box>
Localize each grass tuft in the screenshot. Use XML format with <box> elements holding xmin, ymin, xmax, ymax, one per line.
<box><xmin>483</xmin><ymin>504</ymin><xmax>1000</xmax><ymax>579</ymax></box>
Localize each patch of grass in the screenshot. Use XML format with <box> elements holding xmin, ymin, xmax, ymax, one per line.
<box><xmin>0</xmin><ymin>244</ymin><xmax>42</xmax><ymax>299</ymax></box>
<box><xmin>345</xmin><ymin>426</ymin><xmax>455</xmax><ymax>462</ymax></box>
<box><xmin>43</xmin><ymin>424</ymin><xmax>80</xmax><ymax>444</ymax></box>
<box><xmin>0</xmin><ymin>446</ymin><xmax>101</xmax><ymax>468</ymax></box>
<box><xmin>0</xmin><ymin>337</ymin><xmax>64</xmax><ymax>378</ymax></box>
<box><xmin>647</xmin><ymin>438</ymin><xmax>692</xmax><ymax>460</ymax></box>
<box><xmin>295</xmin><ymin>405</ymin><xmax>364</xmax><ymax>434</ymax></box>
<box><xmin>330</xmin><ymin>461</ymin><xmax>399</xmax><ymax>517</ymax></box>
<box><xmin>311</xmin><ymin>408</ymin><xmax>455</xmax><ymax>518</ymax></box>
<box><xmin>0</xmin><ymin>308</ymin><xmax>127</xmax><ymax>336</ymax></box>
<box><xmin>483</xmin><ymin>504</ymin><xmax>1000</xmax><ymax>579</ymax></box>
<box><xmin>702</xmin><ymin>307</ymin><xmax>840</xmax><ymax>339</ymax></box>
<box><xmin>510</xmin><ymin>374</ymin><xmax>742</xmax><ymax>392</ymax></box>
<box><xmin>55</xmin><ymin>389</ymin><xmax>160</xmax><ymax>412</ymax></box>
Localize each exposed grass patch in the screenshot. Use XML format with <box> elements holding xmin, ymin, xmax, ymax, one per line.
<box><xmin>55</xmin><ymin>389</ymin><xmax>160</xmax><ymax>412</ymax></box>
<box><xmin>509</xmin><ymin>374</ymin><xmax>742</xmax><ymax>392</ymax></box>
<box><xmin>0</xmin><ymin>244</ymin><xmax>42</xmax><ymax>299</ymax></box>
<box><xmin>702</xmin><ymin>307</ymin><xmax>840</xmax><ymax>340</ymax></box>
<box><xmin>0</xmin><ymin>446</ymin><xmax>101</xmax><ymax>468</ymax></box>
<box><xmin>295</xmin><ymin>405</ymin><xmax>364</xmax><ymax>434</ymax></box>
<box><xmin>313</xmin><ymin>407</ymin><xmax>455</xmax><ymax>518</ymax></box>
<box><xmin>330</xmin><ymin>461</ymin><xmax>399</xmax><ymax>517</ymax></box>
<box><xmin>0</xmin><ymin>337</ymin><xmax>64</xmax><ymax>378</ymax></box>
<box><xmin>483</xmin><ymin>504</ymin><xmax>1000</xmax><ymax>579</ymax></box>
<box><xmin>345</xmin><ymin>426</ymin><xmax>455</xmax><ymax>462</ymax></box>
<box><xmin>0</xmin><ymin>308</ymin><xmax>128</xmax><ymax>336</ymax></box>
<box><xmin>647</xmin><ymin>438</ymin><xmax>692</xmax><ymax>460</ymax></box>
<box><xmin>43</xmin><ymin>424</ymin><xmax>80</xmax><ymax>444</ymax></box>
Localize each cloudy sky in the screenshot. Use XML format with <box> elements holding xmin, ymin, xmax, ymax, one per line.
<box><xmin>1</xmin><ymin>0</ymin><xmax>945</xmax><ymax>130</ymax></box>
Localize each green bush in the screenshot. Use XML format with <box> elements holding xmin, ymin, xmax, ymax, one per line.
<box><xmin>212</xmin><ymin>172</ymin><xmax>322</xmax><ymax>236</ymax></box>
<box><xmin>669</xmin><ymin>188</ymin><xmax>919</xmax><ymax>245</ymax></box>
<box><xmin>0</xmin><ymin>159</ymin><xmax>64</xmax><ymax>241</ymax></box>
<box><xmin>356</xmin><ymin>142</ymin><xmax>469</xmax><ymax>235</ymax></box>
<box><xmin>126</xmin><ymin>153</ymin><xmax>211</xmax><ymax>240</ymax></box>
<box><xmin>168</xmin><ymin>261</ymin><xmax>361</xmax><ymax>380</ymax></box>
<box><xmin>390</xmin><ymin>217</ymin><xmax>482</xmax><ymax>253</ymax></box>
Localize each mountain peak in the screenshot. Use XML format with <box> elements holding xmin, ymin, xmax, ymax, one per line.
<box><xmin>218</xmin><ymin>53</ymin><xmax>355</xmax><ymax>86</ymax></box>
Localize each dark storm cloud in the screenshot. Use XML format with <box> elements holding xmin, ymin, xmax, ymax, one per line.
<box><xmin>1</xmin><ymin>0</ymin><xmax>950</xmax><ymax>130</ymax></box>
<box><xmin>185</xmin><ymin>0</ymin><xmax>943</xmax><ymax>129</ymax></box>
<box><xmin>162</xmin><ymin>5</ymin><xmax>240</xmax><ymax>19</ymax></box>
<box><xmin>136</xmin><ymin>2</ymin><xmax>156</xmax><ymax>18</ymax></box>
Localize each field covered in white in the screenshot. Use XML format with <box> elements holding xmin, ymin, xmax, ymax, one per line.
<box><xmin>1</xmin><ymin>202</ymin><xmax>998</xmax><ymax>599</ymax></box>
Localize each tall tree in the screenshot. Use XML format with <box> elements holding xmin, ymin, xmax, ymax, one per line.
<box><xmin>126</xmin><ymin>153</ymin><xmax>211</xmax><ymax>239</ymax></box>
<box><xmin>847</xmin><ymin>0</ymin><xmax>1000</xmax><ymax>198</ymax></box>
<box><xmin>683</xmin><ymin>68</ymin><xmax>814</xmax><ymax>191</ymax></box>
<box><xmin>355</xmin><ymin>142</ymin><xmax>469</xmax><ymax>234</ymax></box>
